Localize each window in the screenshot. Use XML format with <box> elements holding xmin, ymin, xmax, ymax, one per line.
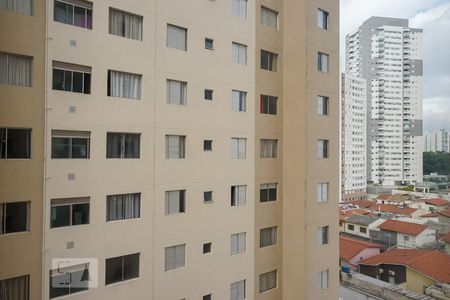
<box><xmin>203</xmin><ymin>295</ymin><xmax>212</xmax><ymax>300</ymax></box>
<box><xmin>231</xmin><ymin>138</ymin><xmax>246</xmax><ymax>159</ymax></box>
<box><xmin>260</xmin><ymin>6</ymin><xmax>278</xmax><ymax>29</ymax></box>
<box><xmin>403</xmin><ymin>235</ymin><xmax>409</xmax><ymax>241</ymax></box>
<box><xmin>203</xmin><ymin>243</ymin><xmax>212</xmax><ymax>254</ymax></box>
<box><xmin>165</xmin><ymin>190</ymin><xmax>186</xmax><ymax>215</ymax></box>
<box><xmin>260</xmin><ymin>139</ymin><xmax>278</xmax><ymax>158</ymax></box>
<box><xmin>204</xmin><ymin>191</ymin><xmax>213</xmax><ymax>203</ymax></box>
<box><xmin>318</xmin><ymin>9</ymin><xmax>329</xmax><ymax>30</ymax></box>
<box><xmin>360</xmin><ymin>227</ymin><xmax>367</xmax><ymax>234</ymax></box>
<box><xmin>230</xmin><ymin>280</ymin><xmax>246</xmax><ymax>300</ymax></box>
<box><xmin>52</xmin><ymin>62</ymin><xmax>91</xmax><ymax>94</ymax></box>
<box><xmin>317</xmin><ymin>96</ymin><xmax>329</xmax><ymax>115</ymax></box>
<box><xmin>205</xmin><ymin>38</ymin><xmax>214</xmax><ymax>50</ymax></box>
<box><xmin>231</xmin><ymin>232</ymin><xmax>246</xmax><ymax>255</ymax></box>
<box><xmin>232</xmin><ymin>42</ymin><xmax>247</xmax><ymax>65</ymax></box>
<box><xmin>204</xmin><ymin>89</ymin><xmax>213</xmax><ymax>100</ymax></box>
<box><xmin>0</xmin><ymin>0</ymin><xmax>32</xmax><ymax>15</ymax></box>
<box><xmin>260</xmin><ymin>95</ymin><xmax>277</xmax><ymax>115</ymax></box>
<box><xmin>167</xmin><ymin>24</ymin><xmax>187</xmax><ymax>51</ymax></box>
<box><xmin>50</xmin><ymin>264</ymin><xmax>89</xmax><ymax>298</ymax></box>
<box><xmin>54</xmin><ymin>0</ymin><xmax>92</xmax><ymax>29</ymax></box>
<box><xmin>165</xmin><ymin>135</ymin><xmax>186</xmax><ymax>159</ymax></box>
<box><xmin>232</xmin><ymin>0</ymin><xmax>247</xmax><ymax>18</ymax></box>
<box><xmin>317</xmin><ymin>139</ymin><xmax>329</xmax><ymax>158</ymax></box>
<box><xmin>232</xmin><ymin>90</ymin><xmax>246</xmax><ymax>112</ymax></box>
<box><xmin>106</xmin><ymin>193</ymin><xmax>141</xmax><ymax>221</ymax></box>
<box><xmin>165</xmin><ymin>244</ymin><xmax>185</xmax><ymax>271</ymax></box>
<box><xmin>204</xmin><ymin>140</ymin><xmax>212</xmax><ymax>151</ymax></box>
<box><xmin>105</xmin><ymin>253</ymin><xmax>140</xmax><ymax>285</ymax></box>
<box><xmin>0</xmin><ymin>52</ymin><xmax>32</xmax><ymax>87</ymax></box>
<box><xmin>259</xmin><ymin>270</ymin><xmax>277</xmax><ymax>293</ymax></box>
<box><xmin>50</xmin><ymin>197</ymin><xmax>89</xmax><ymax>228</ymax></box>
<box><xmin>317</xmin><ymin>183</ymin><xmax>329</xmax><ymax>203</ymax></box>
<box><xmin>348</xmin><ymin>224</ymin><xmax>354</xmax><ymax>231</ymax></box>
<box><xmin>107</xmin><ymin>70</ymin><xmax>142</xmax><ymax>100</ymax></box>
<box><xmin>106</xmin><ymin>132</ymin><xmax>140</xmax><ymax>158</ymax></box>
<box><xmin>317</xmin><ymin>269</ymin><xmax>329</xmax><ymax>290</ymax></box>
<box><xmin>318</xmin><ymin>52</ymin><xmax>329</xmax><ymax>73</ymax></box>
<box><xmin>167</xmin><ymin>79</ymin><xmax>187</xmax><ymax>105</ymax></box>
<box><xmin>0</xmin><ymin>128</ymin><xmax>31</xmax><ymax>159</ymax></box>
<box><xmin>260</xmin><ymin>226</ymin><xmax>277</xmax><ymax>248</ymax></box>
<box><xmin>0</xmin><ymin>201</ymin><xmax>29</xmax><ymax>234</ymax></box>
<box><xmin>317</xmin><ymin>226</ymin><xmax>329</xmax><ymax>246</ymax></box>
<box><xmin>261</xmin><ymin>50</ymin><xmax>278</xmax><ymax>71</ymax></box>
<box><xmin>51</xmin><ymin>130</ymin><xmax>90</xmax><ymax>159</ymax></box>
<box><xmin>231</xmin><ymin>185</ymin><xmax>246</xmax><ymax>206</ymax></box>
<box><xmin>0</xmin><ymin>275</ymin><xmax>29</xmax><ymax>300</ymax></box>
<box><xmin>109</xmin><ymin>8</ymin><xmax>142</xmax><ymax>40</ymax></box>
<box><xmin>260</xmin><ymin>183</ymin><xmax>277</xmax><ymax>202</ymax></box>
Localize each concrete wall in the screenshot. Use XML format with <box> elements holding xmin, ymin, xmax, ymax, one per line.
<box><xmin>405</xmin><ymin>268</ymin><xmax>436</xmax><ymax>295</ymax></box>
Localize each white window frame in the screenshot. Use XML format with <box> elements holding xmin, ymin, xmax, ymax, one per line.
<box><xmin>317</xmin><ymin>269</ymin><xmax>329</xmax><ymax>290</ymax></box>
<box><xmin>231</xmin><ymin>138</ymin><xmax>246</xmax><ymax>159</ymax></box>
<box><xmin>232</xmin><ymin>0</ymin><xmax>247</xmax><ymax>18</ymax></box>
<box><xmin>232</xmin><ymin>42</ymin><xmax>247</xmax><ymax>65</ymax></box>
<box><xmin>164</xmin><ymin>244</ymin><xmax>186</xmax><ymax>271</ymax></box>
<box><xmin>165</xmin><ymin>135</ymin><xmax>186</xmax><ymax>159</ymax></box>
<box><xmin>317</xmin><ymin>182</ymin><xmax>329</xmax><ymax>203</ymax></box>
<box><xmin>231</xmin><ymin>232</ymin><xmax>246</xmax><ymax>255</ymax></box>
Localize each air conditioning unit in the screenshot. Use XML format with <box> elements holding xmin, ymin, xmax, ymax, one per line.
<box><xmin>378</xmin><ymin>269</ymin><xmax>384</xmax><ymax>274</ymax></box>
<box><xmin>389</xmin><ymin>270</ymin><xmax>396</xmax><ymax>276</ymax></box>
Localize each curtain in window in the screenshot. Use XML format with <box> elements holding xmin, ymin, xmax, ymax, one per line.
<box><xmin>232</xmin><ymin>43</ymin><xmax>247</xmax><ymax>65</ymax></box>
<box><xmin>238</xmin><ymin>139</ymin><xmax>246</xmax><ymax>159</ymax></box>
<box><xmin>167</xmin><ymin>80</ymin><xmax>186</xmax><ymax>105</ymax></box>
<box><xmin>232</xmin><ymin>91</ymin><xmax>240</xmax><ymax>111</ymax></box>
<box><xmin>167</xmin><ymin>25</ymin><xmax>187</xmax><ymax>50</ymax></box>
<box><xmin>124</xmin><ymin>13</ymin><xmax>142</xmax><ymax>41</ymax></box>
<box><xmin>107</xmin><ymin>194</ymin><xmax>140</xmax><ymax>221</ymax></box>
<box><xmin>261</xmin><ymin>140</ymin><xmax>277</xmax><ymax>158</ymax></box>
<box><xmin>124</xmin><ymin>134</ymin><xmax>140</xmax><ymax>158</ymax></box>
<box><xmin>166</xmin><ymin>136</ymin><xmax>184</xmax><ymax>159</ymax></box>
<box><xmin>165</xmin><ymin>191</ymin><xmax>181</xmax><ymax>215</ymax></box>
<box><xmin>0</xmin><ymin>0</ymin><xmax>32</xmax><ymax>15</ymax></box>
<box><xmin>109</xmin><ymin>71</ymin><xmax>141</xmax><ymax>100</ymax></box>
<box><xmin>0</xmin><ymin>53</ymin><xmax>32</xmax><ymax>86</ymax></box>
<box><xmin>109</xmin><ymin>9</ymin><xmax>124</xmax><ymax>36</ymax></box>
<box><xmin>0</xmin><ymin>275</ymin><xmax>29</xmax><ymax>300</ymax></box>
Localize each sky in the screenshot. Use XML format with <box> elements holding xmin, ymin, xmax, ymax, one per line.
<box><xmin>340</xmin><ymin>0</ymin><xmax>450</xmax><ymax>131</ymax></box>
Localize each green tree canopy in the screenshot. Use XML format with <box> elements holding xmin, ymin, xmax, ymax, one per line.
<box><xmin>423</xmin><ymin>152</ymin><xmax>450</xmax><ymax>175</ymax></box>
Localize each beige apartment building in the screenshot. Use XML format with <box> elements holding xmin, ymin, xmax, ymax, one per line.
<box><xmin>1</xmin><ymin>0</ymin><xmax>339</xmax><ymax>299</ymax></box>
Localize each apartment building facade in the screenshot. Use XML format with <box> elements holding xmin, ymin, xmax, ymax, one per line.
<box><xmin>1</xmin><ymin>0</ymin><xmax>339</xmax><ymax>299</ymax></box>
<box><xmin>346</xmin><ymin>17</ymin><xmax>423</xmax><ymax>186</ymax></box>
<box><xmin>341</xmin><ymin>73</ymin><xmax>367</xmax><ymax>201</ymax></box>
<box><xmin>424</xmin><ymin>129</ymin><xmax>450</xmax><ymax>153</ymax></box>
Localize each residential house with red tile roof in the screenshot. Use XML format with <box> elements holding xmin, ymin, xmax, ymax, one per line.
<box><xmin>340</xmin><ymin>236</ymin><xmax>381</xmax><ymax>271</ymax></box>
<box><xmin>374</xmin><ymin>220</ymin><xmax>436</xmax><ymax>249</ymax></box>
<box><xmin>359</xmin><ymin>249</ymin><xmax>450</xmax><ymax>295</ymax></box>
<box><xmin>440</xmin><ymin>232</ymin><xmax>450</xmax><ymax>255</ymax></box>
<box><xmin>411</xmin><ymin>198</ymin><xmax>449</xmax><ymax>212</ymax></box>
<box><xmin>339</xmin><ymin>209</ymin><xmax>369</xmax><ymax>231</ymax></box>
<box><xmin>419</xmin><ymin>212</ymin><xmax>439</xmax><ymax>222</ymax></box>
<box><xmin>344</xmin><ymin>215</ymin><xmax>386</xmax><ymax>240</ymax></box>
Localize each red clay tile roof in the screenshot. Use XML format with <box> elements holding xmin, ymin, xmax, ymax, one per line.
<box><xmin>425</xmin><ymin>198</ymin><xmax>449</xmax><ymax>206</ymax></box>
<box><xmin>360</xmin><ymin>249</ymin><xmax>450</xmax><ymax>283</ymax></box>
<box><xmin>378</xmin><ymin>220</ymin><xmax>427</xmax><ymax>236</ymax></box>
<box><xmin>395</xmin><ymin>207</ymin><xmax>417</xmax><ymax>216</ymax></box>
<box><xmin>339</xmin><ymin>209</ymin><xmax>369</xmax><ymax>221</ymax></box>
<box><xmin>438</xmin><ymin>208</ymin><xmax>450</xmax><ymax>218</ymax></box>
<box><xmin>369</xmin><ymin>203</ymin><xmax>401</xmax><ymax>213</ymax></box>
<box><xmin>349</xmin><ymin>199</ymin><xmax>375</xmax><ymax>209</ymax></box>
<box><xmin>340</xmin><ymin>236</ymin><xmax>381</xmax><ymax>261</ymax></box>
<box><xmin>441</xmin><ymin>232</ymin><xmax>450</xmax><ymax>244</ymax></box>
<box><xmin>377</xmin><ymin>193</ymin><xmax>392</xmax><ymax>200</ymax></box>
<box><xmin>420</xmin><ymin>212</ymin><xmax>439</xmax><ymax>218</ymax></box>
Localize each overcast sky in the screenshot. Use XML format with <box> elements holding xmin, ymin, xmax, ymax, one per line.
<box><xmin>340</xmin><ymin>0</ymin><xmax>450</xmax><ymax>131</ymax></box>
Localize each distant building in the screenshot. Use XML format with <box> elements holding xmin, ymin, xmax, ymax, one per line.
<box><xmin>340</xmin><ymin>236</ymin><xmax>381</xmax><ymax>271</ymax></box>
<box><xmin>341</xmin><ymin>73</ymin><xmax>367</xmax><ymax>201</ymax></box>
<box><xmin>359</xmin><ymin>249</ymin><xmax>450</xmax><ymax>295</ymax></box>
<box><xmin>424</xmin><ymin>129</ymin><xmax>450</xmax><ymax>152</ymax></box>
<box><xmin>346</xmin><ymin>17</ymin><xmax>423</xmax><ymax>186</ymax></box>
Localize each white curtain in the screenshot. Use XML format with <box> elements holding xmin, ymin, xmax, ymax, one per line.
<box><xmin>167</xmin><ymin>25</ymin><xmax>186</xmax><ymax>50</ymax></box>
<box><xmin>230</xmin><ymin>280</ymin><xmax>245</xmax><ymax>300</ymax></box>
<box><xmin>0</xmin><ymin>53</ymin><xmax>32</xmax><ymax>86</ymax></box>
<box><xmin>109</xmin><ymin>9</ymin><xmax>142</xmax><ymax>41</ymax></box>
<box><xmin>167</xmin><ymin>80</ymin><xmax>186</xmax><ymax>105</ymax></box>
<box><xmin>165</xmin><ymin>191</ymin><xmax>181</xmax><ymax>215</ymax></box>
<box><xmin>232</xmin><ymin>0</ymin><xmax>247</xmax><ymax>18</ymax></box>
<box><xmin>166</xmin><ymin>135</ymin><xmax>184</xmax><ymax>159</ymax></box>
<box><xmin>107</xmin><ymin>193</ymin><xmax>140</xmax><ymax>221</ymax></box>
<box><xmin>109</xmin><ymin>71</ymin><xmax>141</xmax><ymax>99</ymax></box>
<box><xmin>0</xmin><ymin>275</ymin><xmax>29</xmax><ymax>300</ymax></box>
<box><xmin>0</xmin><ymin>0</ymin><xmax>32</xmax><ymax>15</ymax></box>
<box><xmin>232</xmin><ymin>43</ymin><xmax>247</xmax><ymax>65</ymax></box>
<box><xmin>261</xmin><ymin>139</ymin><xmax>277</xmax><ymax>158</ymax></box>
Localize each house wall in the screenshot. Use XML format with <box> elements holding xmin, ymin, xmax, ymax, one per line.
<box><xmin>370</xmin><ymin>230</ymin><xmax>398</xmax><ymax>248</ymax></box>
<box><xmin>360</xmin><ymin>264</ymin><xmax>407</xmax><ymax>285</ymax></box>
<box><xmin>405</xmin><ymin>268</ymin><xmax>436</xmax><ymax>295</ymax></box>
<box><xmin>346</xmin><ymin>223</ymin><xmax>370</xmax><ymax>238</ymax></box>
<box><xmin>414</xmin><ymin>228</ymin><xmax>436</xmax><ymax>247</ymax></box>
<box><xmin>348</xmin><ymin>248</ymin><xmax>380</xmax><ymax>271</ymax></box>
<box><xmin>438</xmin><ymin>214</ymin><xmax>450</xmax><ymax>224</ymax></box>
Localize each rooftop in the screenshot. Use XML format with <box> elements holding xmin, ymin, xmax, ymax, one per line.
<box><xmin>378</xmin><ymin>220</ymin><xmax>428</xmax><ymax>236</ymax></box>
<box><xmin>360</xmin><ymin>249</ymin><xmax>450</xmax><ymax>283</ymax></box>
<box><xmin>424</xmin><ymin>198</ymin><xmax>448</xmax><ymax>207</ymax></box>
<box><xmin>438</xmin><ymin>208</ymin><xmax>450</xmax><ymax>218</ymax></box>
<box><xmin>349</xmin><ymin>199</ymin><xmax>375</xmax><ymax>209</ymax></box>
<box><xmin>369</xmin><ymin>203</ymin><xmax>401</xmax><ymax>214</ymax></box>
<box><xmin>340</xmin><ymin>236</ymin><xmax>381</xmax><ymax>261</ymax></box>
<box><xmin>441</xmin><ymin>232</ymin><xmax>450</xmax><ymax>244</ymax></box>
<box><xmin>346</xmin><ymin>214</ymin><xmax>379</xmax><ymax>226</ymax></box>
<box><xmin>339</xmin><ymin>209</ymin><xmax>369</xmax><ymax>221</ymax></box>
<box><xmin>419</xmin><ymin>212</ymin><xmax>439</xmax><ymax>218</ymax></box>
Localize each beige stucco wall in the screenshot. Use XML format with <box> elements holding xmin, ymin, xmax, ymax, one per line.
<box><xmin>0</xmin><ymin>0</ymin><xmax>45</xmax><ymax>299</ymax></box>
<box><xmin>405</xmin><ymin>267</ymin><xmax>436</xmax><ymax>295</ymax></box>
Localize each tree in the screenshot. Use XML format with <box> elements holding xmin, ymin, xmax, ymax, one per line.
<box><xmin>423</xmin><ymin>152</ymin><xmax>450</xmax><ymax>175</ymax></box>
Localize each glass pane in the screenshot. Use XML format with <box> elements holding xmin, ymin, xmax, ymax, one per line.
<box><xmin>72</xmin><ymin>71</ymin><xmax>83</xmax><ymax>93</ymax></box>
<box><xmin>123</xmin><ymin>253</ymin><xmax>139</xmax><ymax>280</ymax></box>
<box><xmin>73</xmin><ymin>6</ymin><xmax>86</xmax><ymax>28</ymax></box>
<box><xmin>72</xmin><ymin>203</ymin><xmax>89</xmax><ymax>225</ymax></box>
<box><xmin>64</xmin><ymin>70</ymin><xmax>72</xmax><ymax>91</ymax></box>
<box><xmin>51</xmin><ymin>205</ymin><xmax>71</xmax><ymax>228</ymax></box>
<box><xmin>107</xmin><ymin>133</ymin><xmax>122</xmax><ymax>158</ymax></box>
<box><xmin>71</xmin><ymin>138</ymin><xmax>89</xmax><ymax>158</ymax></box>
<box><xmin>124</xmin><ymin>134</ymin><xmax>140</xmax><ymax>158</ymax></box>
<box><xmin>52</xmin><ymin>137</ymin><xmax>70</xmax><ymax>158</ymax></box>
<box><xmin>86</xmin><ymin>9</ymin><xmax>93</xmax><ymax>29</ymax></box>
<box><xmin>69</xmin><ymin>269</ymin><xmax>89</xmax><ymax>294</ymax></box>
<box><xmin>52</xmin><ymin>69</ymin><xmax>64</xmax><ymax>90</ymax></box>
<box><xmin>54</xmin><ymin>1</ymin><xmax>68</xmax><ymax>24</ymax></box>
<box><xmin>269</xmin><ymin>97</ymin><xmax>277</xmax><ymax>114</ymax></box>
<box><xmin>7</xmin><ymin>129</ymin><xmax>31</xmax><ymax>159</ymax></box>
<box><xmin>50</xmin><ymin>273</ymin><xmax>71</xmax><ymax>298</ymax></box>
<box><xmin>83</xmin><ymin>73</ymin><xmax>91</xmax><ymax>94</ymax></box>
<box><xmin>5</xmin><ymin>202</ymin><xmax>28</xmax><ymax>233</ymax></box>
<box><xmin>105</xmin><ymin>256</ymin><xmax>124</xmax><ymax>284</ymax></box>
<box><xmin>269</xmin><ymin>188</ymin><xmax>277</xmax><ymax>201</ymax></box>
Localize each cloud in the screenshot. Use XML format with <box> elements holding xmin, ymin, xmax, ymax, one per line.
<box><xmin>341</xmin><ymin>0</ymin><xmax>450</xmax><ymax>131</ymax></box>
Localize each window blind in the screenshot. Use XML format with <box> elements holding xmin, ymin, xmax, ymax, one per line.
<box><xmin>259</xmin><ymin>270</ymin><xmax>277</xmax><ymax>293</ymax></box>
<box><xmin>261</xmin><ymin>6</ymin><xmax>278</xmax><ymax>29</ymax></box>
<box><xmin>167</xmin><ymin>24</ymin><xmax>187</xmax><ymax>50</ymax></box>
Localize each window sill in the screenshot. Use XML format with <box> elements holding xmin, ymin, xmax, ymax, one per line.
<box><xmin>0</xmin><ymin>231</ymin><xmax>30</xmax><ymax>237</ymax></box>
<box><xmin>50</xmin><ymin>289</ymin><xmax>90</xmax><ymax>300</ymax></box>
<box><xmin>106</xmin><ymin>217</ymin><xmax>141</xmax><ymax>223</ymax></box>
<box><xmin>50</xmin><ymin>224</ymin><xmax>90</xmax><ymax>230</ymax></box>
<box><xmin>0</xmin><ymin>158</ymin><xmax>31</xmax><ymax>160</ymax></box>
<box><xmin>106</xmin><ymin>276</ymin><xmax>141</xmax><ymax>288</ymax></box>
